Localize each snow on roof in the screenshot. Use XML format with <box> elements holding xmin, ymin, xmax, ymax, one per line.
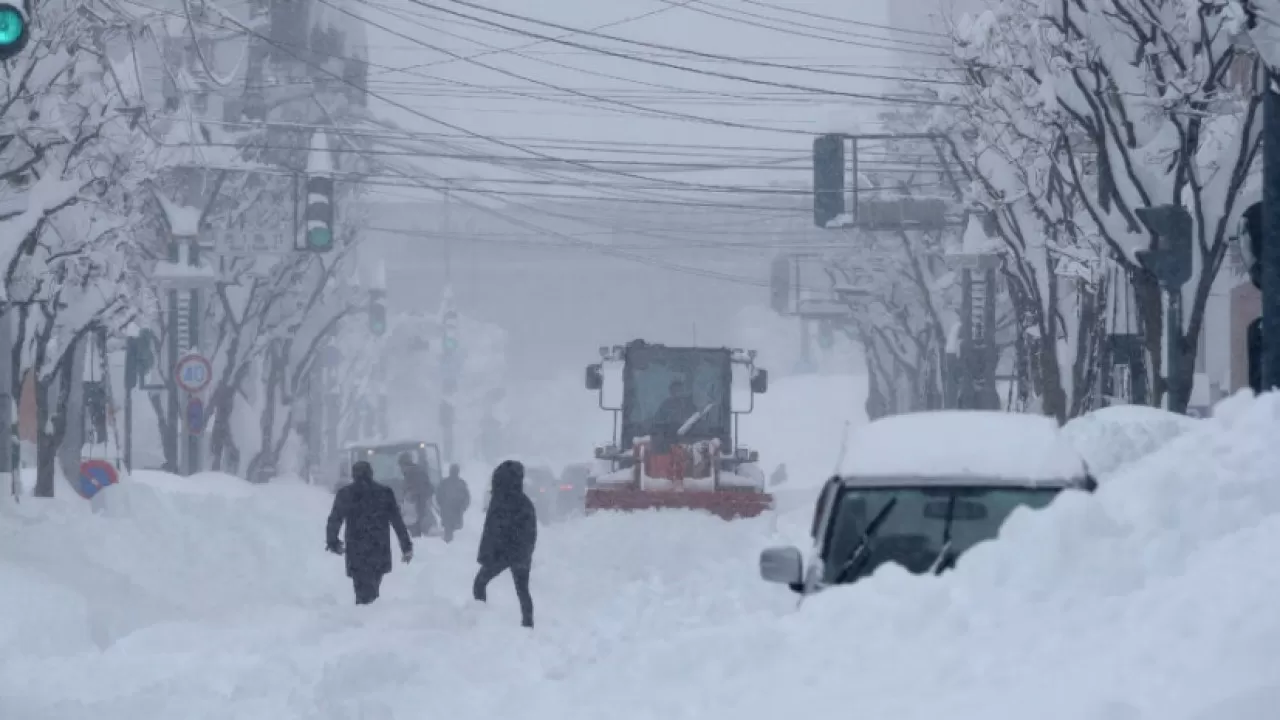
<box><xmin>306</xmin><ymin>132</ymin><xmax>334</xmax><ymax>175</ymax></box>
<box><xmin>342</xmin><ymin>438</ymin><xmax>437</xmax><ymax>451</ymax></box>
<box><xmin>839</xmin><ymin>410</ymin><xmax>1087</xmax><ymax>485</ymax></box>
<box><xmin>155</xmin><ymin>192</ymin><xmax>202</xmax><ymax>237</ymax></box>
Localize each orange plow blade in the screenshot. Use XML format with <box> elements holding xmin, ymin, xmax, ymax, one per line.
<box><xmin>584</xmin><ymin>488</ymin><xmax>773</xmax><ymax>521</ymax></box>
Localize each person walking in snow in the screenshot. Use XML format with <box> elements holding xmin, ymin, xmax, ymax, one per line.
<box><xmin>327</xmin><ymin>460</ymin><xmax>414</xmax><ymax>605</ymax></box>
<box><xmin>399</xmin><ymin>452</ymin><xmax>436</xmax><ymax>537</ymax></box>
<box><xmin>474</xmin><ymin>459</ymin><xmax>537</xmax><ymax>628</ymax></box>
<box><xmin>436</xmin><ymin>463</ymin><xmax>471</xmax><ymax>543</ymax></box>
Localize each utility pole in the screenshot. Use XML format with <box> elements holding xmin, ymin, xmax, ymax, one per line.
<box><xmin>1262</xmin><ymin>74</ymin><xmax>1280</xmax><ymax>391</ymax></box>
<box><xmin>1134</xmin><ymin>204</ymin><xmax>1193</xmax><ymax>409</ymax></box>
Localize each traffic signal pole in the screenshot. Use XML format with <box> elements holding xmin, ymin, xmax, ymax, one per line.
<box><xmin>1262</xmin><ymin>74</ymin><xmax>1280</xmax><ymax>391</ymax></box>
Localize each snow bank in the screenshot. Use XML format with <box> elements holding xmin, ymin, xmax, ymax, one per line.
<box><xmin>4</xmin><ymin>383</ymin><xmax>1276</xmax><ymax>720</ymax></box>
<box><xmin>1062</xmin><ymin>403</ymin><xmax>1201</xmax><ymax>478</ymax></box>
<box><xmin>552</xmin><ymin>391</ymin><xmax>1280</xmax><ymax>720</ymax></box>
<box><xmin>0</xmin><ymin>471</ymin><xmax>343</xmax><ymax>657</ymax></box>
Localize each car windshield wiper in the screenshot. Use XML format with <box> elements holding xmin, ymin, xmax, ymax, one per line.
<box><xmin>677</xmin><ymin>403</ymin><xmax>716</xmax><ymax>436</ymax></box>
<box><xmin>833</xmin><ymin>496</ymin><xmax>898</xmax><ymax>584</ymax></box>
<box><xmin>929</xmin><ymin>494</ymin><xmax>958</xmax><ymax>575</ymax></box>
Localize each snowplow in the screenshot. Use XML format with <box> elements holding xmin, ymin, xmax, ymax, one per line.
<box><xmin>583</xmin><ymin>339</ymin><xmax>772</xmax><ymax>520</ymax></box>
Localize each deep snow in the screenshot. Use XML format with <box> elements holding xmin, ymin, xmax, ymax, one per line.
<box><xmin>2</xmin><ymin>382</ymin><xmax>1278</xmax><ymax>720</ymax></box>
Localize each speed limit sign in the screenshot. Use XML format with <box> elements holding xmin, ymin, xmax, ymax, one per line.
<box><xmin>175</xmin><ymin>353</ymin><xmax>213</xmax><ymax>394</ymax></box>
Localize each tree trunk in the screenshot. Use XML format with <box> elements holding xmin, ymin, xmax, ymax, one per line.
<box><xmin>32</xmin><ymin>361</ymin><xmax>74</xmax><ymax>498</ymax></box>
<box><xmin>1132</xmin><ymin>270</ymin><xmax>1165</xmax><ymax>408</ymax></box>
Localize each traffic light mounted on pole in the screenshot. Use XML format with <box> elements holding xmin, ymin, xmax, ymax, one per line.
<box><xmin>125</xmin><ymin>329</ymin><xmax>158</xmax><ymax>389</ymax></box>
<box><xmin>0</xmin><ymin>4</ymin><xmax>29</xmax><ymax>62</ymax></box>
<box><xmin>303</xmin><ymin>175</ymin><xmax>335</xmax><ymax>253</ymax></box>
<box><xmin>441</xmin><ymin>308</ymin><xmax>459</xmax><ymax>394</ymax></box>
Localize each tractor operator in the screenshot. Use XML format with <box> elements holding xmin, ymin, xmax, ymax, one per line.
<box><xmin>652</xmin><ymin>379</ymin><xmax>700</xmax><ymax>453</ymax></box>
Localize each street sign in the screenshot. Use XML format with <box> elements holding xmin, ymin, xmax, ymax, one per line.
<box><xmin>200</xmin><ymin>229</ymin><xmax>292</xmax><ymax>255</ymax></box>
<box><xmin>76</xmin><ymin>459</ymin><xmax>119</xmax><ymax>500</ymax></box>
<box><xmin>175</xmin><ymin>353</ymin><xmax>212</xmax><ymax>394</ymax></box>
<box><xmin>186</xmin><ymin>396</ymin><xmax>206</xmax><ymax>435</ymax></box>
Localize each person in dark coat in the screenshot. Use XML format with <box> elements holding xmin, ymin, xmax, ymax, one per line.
<box><xmin>436</xmin><ymin>463</ymin><xmax>471</xmax><ymax>543</ymax></box>
<box><xmin>327</xmin><ymin>460</ymin><xmax>414</xmax><ymax>605</ymax></box>
<box><xmin>399</xmin><ymin>452</ymin><xmax>436</xmax><ymax>537</ymax></box>
<box><xmin>474</xmin><ymin>459</ymin><xmax>537</xmax><ymax>628</ymax></box>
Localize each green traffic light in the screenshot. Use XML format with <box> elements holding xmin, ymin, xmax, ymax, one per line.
<box><xmin>307</xmin><ymin>226</ymin><xmax>333</xmax><ymax>251</ymax></box>
<box><xmin>0</xmin><ymin>5</ymin><xmax>27</xmax><ymax>59</ymax></box>
<box><xmin>443</xmin><ymin>337</ymin><xmax>458</xmax><ymax>352</ymax></box>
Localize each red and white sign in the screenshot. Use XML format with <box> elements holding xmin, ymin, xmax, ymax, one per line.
<box><xmin>175</xmin><ymin>353</ymin><xmax>213</xmax><ymax>394</ymax></box>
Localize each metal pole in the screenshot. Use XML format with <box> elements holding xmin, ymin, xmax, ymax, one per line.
<box><xmin>1263</xmin><ymin>75</ymin><xmax>1280</xmax><ymax>391</ymax></box>
<box><xmin>0</xmin><ymin>306</ymin><xmax>12</xmax><ymax>497</ymax></box>
<box><xmin>124</xmin><ymin>364</ymin><xmax>133</xmax><ymax>470</ymax></box>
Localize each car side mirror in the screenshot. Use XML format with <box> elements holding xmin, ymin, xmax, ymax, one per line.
<box><xmin>759</xmin><ymin>545</ymin><xmax>803</xmax><ymax>586</ymax></box>
<box><xmin>585</xmin><ymin>363</ymin><xmax>603</xmax><ymax>390</ymax></box>
<box><xmin>750</xmin><ymin>368</ymin><xmax>769</xmax><ymax>394</ymax></box>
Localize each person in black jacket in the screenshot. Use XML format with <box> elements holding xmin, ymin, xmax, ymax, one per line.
<box><xmin>399</xmin><ymin>453</ymin><xmax>436</xmax><ymax>537</ymax></box>
<box><xmin>436</xmin><ymin>463</ymin><xmax>471</xmax><ymax>543</ymax></box>
<box><xmin>474</xmin><ymin>459</ymin><xmax>537</xmax><ymax>628</ymax></box>
<box><xmin>327</xmin><ymin>460</ymin><xmax>414</xmax><ymax>605</ymax></box>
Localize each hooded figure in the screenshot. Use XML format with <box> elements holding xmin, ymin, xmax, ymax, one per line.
<box><xmin>473</xmin><ymin>460</ymin><xmax>537</xmax><ymax>627</ymax></box>
<box><xmin>436</xmin><ymin>463</ymin><xmax>471</xmax><ymax>543</ymax></box>
<box><xmin>327</xmin><ymin>460</ymin><xmax>413</xmax><ymax>605</ymax></box>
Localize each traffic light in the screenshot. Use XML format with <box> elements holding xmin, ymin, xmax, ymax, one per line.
<box><xmin>369</xmin><ymin>298</ymin><xmax>386</xmax><ymax>336</ymax></box>
<box><xmin>1134</xmin><ymin>204</ymin><xmax>1193</xmax><ymax>289</ymax></box>
<box><xmin>0</xmin><ymin>4</ymin><xmax>29</xmax><ymax>62</ymax></box>
<box><xmin>813</xmin><ymin>134</ymin><xmax>845</xmax><ymax>229</ymax></box>
<box><xmin>303</xmin><ymin>175</ymin><xmax>335</xmax><ymax>252</ymax></box>
<box><xmin>125</xmin><ymin>330</ymin><xmax>157</xmax><ymax>389</ymax></box>
<box><xmin>1240</xmin><ymin>201</ymin><xmax>1262</xmax><ymax>288</ymax></box>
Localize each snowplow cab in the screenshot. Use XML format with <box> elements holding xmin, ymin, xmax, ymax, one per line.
<box><xmin>338</xmin><ymin>439</ymin><xmax>444</xmax><ymax>531</ymax></box>
<box><xmin>583</xmin><ymin>339</ymin><xmax>772</xmax><ymax>520</ymax></box>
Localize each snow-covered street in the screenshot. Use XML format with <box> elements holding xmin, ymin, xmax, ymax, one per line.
<box><xmin>4</xmin><ymin>382</ymin><xmax>1280</xmax><ymax>720</ymax></box>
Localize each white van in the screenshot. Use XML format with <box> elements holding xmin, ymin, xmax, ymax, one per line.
<box><xmin>760</xmin><ymin>411</ymin><xmax>1095</xmax><ymax>595</ymax></box>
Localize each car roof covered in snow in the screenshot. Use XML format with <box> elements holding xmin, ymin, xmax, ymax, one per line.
<box><xmin>838</xmin><ymin>410</ymin><xmax>1088</xmax><ymax>488</ymax></box>
<box><xmin>342</xmin><ymin>438</ymin><xmax>439</xmax><ymax>452</ymax></box>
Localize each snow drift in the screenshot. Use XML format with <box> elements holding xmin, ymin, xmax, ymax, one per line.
<box><xmin>2</xmin><ymin>386</ymin><xmax>1277</xmax><ymax>720</ymax></box>
<box><xmin>1062</xmin><ymin>403</ymin><xmax>1201</xmax><ymax>478</ymax></box>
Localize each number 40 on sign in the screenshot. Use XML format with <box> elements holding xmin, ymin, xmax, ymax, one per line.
<box><xmin>175</xmin><ymin>353</ymin><xmax>213</xmax><ymax>394</ymax></box>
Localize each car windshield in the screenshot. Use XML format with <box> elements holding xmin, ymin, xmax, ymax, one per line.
<box><xmin>623</xmin><ymin>349</ymin><xmax>728</xmax><ymax>440</ymax></box>
<box><xmin>822</xmin><ymin>484</ymin><xmax>1062</xmax><ymax>584</ymax></box>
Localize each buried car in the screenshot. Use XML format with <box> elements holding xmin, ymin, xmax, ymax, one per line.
<box><xmin>760</xmin><ymin>411</ymin><xmax>1096</xmax><ymax>595</ymax></box>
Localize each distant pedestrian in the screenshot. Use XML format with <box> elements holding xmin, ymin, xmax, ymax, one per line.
<box><xmin>436</xmin><ymin>463</ymin><xmax>471</xmax><ymax>543</ymax></box>
<box><xmin>399</xmin><ymin>452</ymin><xmax>436</xmax><ymax>537</ymax></box>
<box><xmin>327</xmin><ymin>460</ymin><xmax>413</xmax><ymax>605</ymax></box>
<box><xmin>474</xmin><ymin>460</ymin><xmax>537</xmax><ymax>628</ymax></box>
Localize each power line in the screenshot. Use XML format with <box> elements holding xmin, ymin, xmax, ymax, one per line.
<box><xmin>398</xmin><ymin>0</ymin><xmax>961</xmax><ymax>106</ymax></box>
<box><xmin>657</xmin><ymin>0</ymin><xmax>948</xmax><ymax>54</ymax></box>
<box><xmin>737</xmin><ymin>0</ymin><xmax>947</xmax><ymax>38</ymax></box>
<box><xmin>321</xmin><ymin>0</ymin><xmax>919</xmax><ymax>139</ymax></box>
